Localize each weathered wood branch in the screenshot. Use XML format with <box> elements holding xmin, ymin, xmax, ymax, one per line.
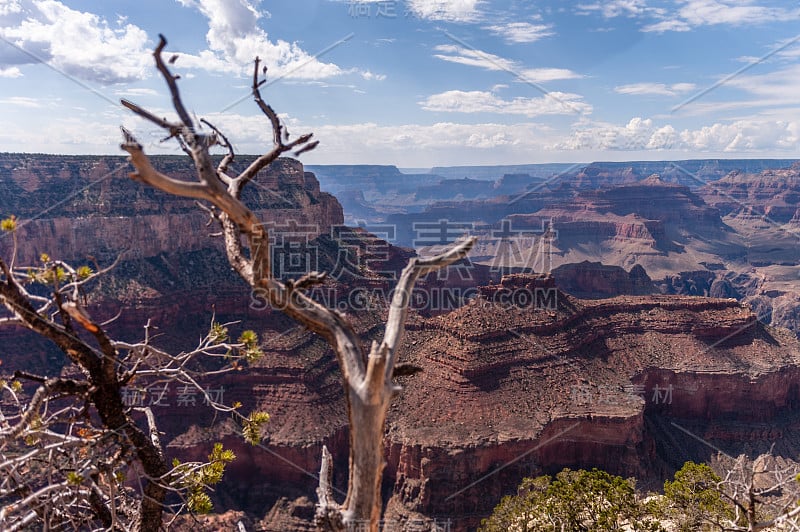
<box><xmin>0</xmin><ymin>257</ymin><xmax>170</xmax><ymax>531</ymax></box>
<box><xmin>315</xmin><ymin>445</ymin><xmax>343</xmax><ymax>530</ymax></box>
<box><xmin>120</xmin><ymin>34</ymin><xmax>476</xmax><ymax>532</ymax></box>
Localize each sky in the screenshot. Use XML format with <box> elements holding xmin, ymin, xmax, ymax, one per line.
<box><xmin>0</xmin><ymin>0</ymin><xmax>798</xmax><ymax>167</ymax></box>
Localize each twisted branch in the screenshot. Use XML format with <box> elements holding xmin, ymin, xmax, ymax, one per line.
<box><xmin>120</xmin><ymin>34</ymin><xmax>475</xmax><ymax>531</ymax></box>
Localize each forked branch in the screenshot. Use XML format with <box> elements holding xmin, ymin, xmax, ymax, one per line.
<box><xmin>121</xmin><ymin>34</ymin><xmax>476</xmax><ymax>531</ymax></box>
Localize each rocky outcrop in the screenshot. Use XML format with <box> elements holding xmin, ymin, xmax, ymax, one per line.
<box><xmin>414</xmin><ymin>178</ymin><xmax>496</xmax><ymax>201</ymax></box>
<box><xmin>160</xmin><ymin>271</ymin><xmax>800</xmax><ymax>530</ymax></box>
<box><xmin>699</xmin><ymin>165</ymin><xmax>800</xmax><ymax>222</ymax></box>
<box><xmin>552</xmin><ymin>261</ymin><xmax>655</xmax><ymax>298</ymax></box>
<box><xmin>381</xmin><ymin>292</ymin><xmax>799</xmax><ymax>529</ymax></box>
<box><xmin>382</xmin><ymin>166</ymin><xmax>800</xmax><ymax>334</ymax></box>
<box><xmin>557</xmin><ymin>159</ymin><xmax>799</xmax><ymax>189</ymax></box>
<box><xmin>493</xmin><ymin>173</ymin><xmax>545</xmax><ymax>196</ymax></box>
<box><xmin>0</xmin><ymin>155</ymin><xmax>343</xmax><ymax>264</ymax></box>
<box><xmin>0</xmin><ymin>154</ymin><xmax>346</xmax><ymax>380</ymax></box>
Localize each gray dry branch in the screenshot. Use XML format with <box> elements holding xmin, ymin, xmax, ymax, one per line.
<box><xmin>0</xmin><ymin>247</ymin><xmax>267</xmax><ymax>530</ymax></box>
<box><xmin>714</xmin><ymin>452</ymin><xmax>800</xmax><ymax>531</ymax></box>
<box><xmin>120</xmin><ymin>34</ymin><xmax>475</xmax><ymax>531</ymax></box>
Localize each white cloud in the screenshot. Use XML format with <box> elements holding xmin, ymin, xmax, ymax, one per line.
<box><xmin>645</xmin><ymin>0</ymin><xmax>799</xmax><ymax>32</ymax></box>
<box><xmin>642</xmin><ymin>19</ymin><xmax>691</xmax><ymax>32</ymax></box>
<box><xmin>672</xmin><ymin>64</ymin><xmax>800</xmax><ymax>116</ymax></box>
<box><xmin>559</xmin><ymin>116</ymin><xmax>800</xmax><ymax>152</ymax></box>
<box><xmin>114</xmin><ymin>87</ymin><xmax>159</xmax><ymax>97</ymax></box>
<box><xmin>0</xmin><ymin>66</ymin><xmax>21</xmax><ymax>77</ymax></box>
<box><xmin>0</xmin><ymin>0</ymin><xmax>151</xmax><ymax>84</ymax></box>
<box><xmin>520</xmin><ymin>68</ymin><xmax>583</xmax><ymax>83</ymax></box>
<box><xmin>194</xmin><ymin>113</ymin><xmax>797</xmax><ymax>164</ymax></box>
<box><xmin>211</xmin><ymin>114</ymin><xmax>552</xmax><ymax>155</ymax></box>
<box><xmin>433</xmin><ymin>44</ymin><xmax>582</xmax><ymax>82</ymax></box>
<box><xmin>0</xmin><ymin>113</ymin><xmax>131</xmax><ymax>154</ymax></box>
<box><xmin>433</xmin><ymin>44</ymin><xmax>515</xmax><ymax>71</ymax></box>
<box><xmin>420</xmin><ymin>89</ymin><xmax>592</xmax><ymax>117</ymax></box>
<box><xmin>672</xmin><ymin>0</ymin><xmax>793</xmax><ymax>27</ymax></box>
<box><xmin>360</xmin><ymin>70</ymin><xmax>387</xmax><ymax>81</ymax></box>
<box><xmin>173</xmin><ymin>0</ymin><xmax>343</xmax><ymax>79</ymax></box>
<box><xmin>614</xmin><ymin>82</ymin><xmax>696</xmax><ymax>96</ymax></box>
<box><xmin>578</xmin><ymin>0</ymin><xmax>799</xmax><ymax>32</ymax></box>
<box><xmin>304</xmin><ymin>121</ymin><xmax>562</xmax><ymax>165</ymax></box>
<box><xmin>558</xmin><ymin>117</ymin><xmax>675</xmax><ymax>150</ymax></box>
<box><xmin>485</xmin><ymin>21</ymin><xmax>554</xmax><ymax>43</ymax></box>
<box><xmin>680</xmin><ymin>120</ymin><xmax>799</xmax><ymax>151</ymax></box>
<box><xmin>577</xmin><ymin>0</ymin><xmax>662</xmax><ymax>19</ymax></box>
<box><xmin>407</xmin><ymin>0</ymin><xmax>482</xmax><ymax>22</ymax></box>
<box><xmin>0</xmin><ymin>0</ymin><xmax>21</xmax><ymax>16</ymax></box>
<box><xmin>726</xmin><ymin>64</ymin><xmax>800</xmax><ymax>102</ymax></box>
<box><xmin>670</xmin><ymin>83</ymin><xmax>697</xmax><ymax>93</ymax></box>
<box><xmin>0</xmin><ymin>95</ymin><xmax>41</xmax><ymax>107</ymax></box>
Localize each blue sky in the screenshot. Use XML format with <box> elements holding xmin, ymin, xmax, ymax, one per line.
<box><xmin>0</xmin><ymin>0</ymin><xmax>798</xmax><ymax>167</ymax></box>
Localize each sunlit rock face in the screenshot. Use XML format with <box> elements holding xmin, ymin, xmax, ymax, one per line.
<box><xmin>6</xmin><ymin>154</ymin><xmax>800</xmax><ymax>530</ymax></box>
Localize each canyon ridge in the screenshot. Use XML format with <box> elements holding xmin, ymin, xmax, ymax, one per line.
<box><xmin>2</xmin><ymin>154</ymin><xmax>800</xmax><ymax>530</ymax></box>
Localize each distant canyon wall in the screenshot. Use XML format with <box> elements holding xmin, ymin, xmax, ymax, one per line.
<box><xmin>0</xmin><ymin>154</ymin><xmax>343</xmax><ymax>265</ymax></box>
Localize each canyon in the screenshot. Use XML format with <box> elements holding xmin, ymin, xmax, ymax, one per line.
<box><xmin>2</xmin><ymin>154</ymin><xmax>800</xmax><ymax>530</ymax></box>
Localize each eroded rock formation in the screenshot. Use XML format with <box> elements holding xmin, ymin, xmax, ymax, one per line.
<box><xmin>5</xmin><ymin>155</ymin><xmax>800</xmax><ymax>531</ymax></box>
<box><xmin>163</xmin><ymin>273</ymin><xmax>800</xmax><ymax>531</ymax></box>
<box><xmin>0</xmin><ymin>154</ymin><xmax>343</xmax><ymax>265</ymax></box>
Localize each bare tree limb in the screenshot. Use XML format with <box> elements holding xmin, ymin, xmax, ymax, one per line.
<box><xmin>120</xmin><ymin>33</ymin><xmax>477</xmax><ymax>531</ymax></box>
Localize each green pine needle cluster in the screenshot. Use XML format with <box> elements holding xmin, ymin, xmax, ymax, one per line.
<box><xmin>0</xmin><ymin>215</ymin><xmax>16</xmax><ymax>232</ymax></box>
<box><xmin>238</xmin><ymin>329</ymin><xmax>263</xmax><ymax>362</ymax></box>
<box><xmin>66</xmin><ymin>471</ymin><xmax>84</xmax><ymax>486</ymax></box>
<box><xmin>76</xmin><ymin>265</ymin><xmax>93</xmax><ymax>279</ymax></box>
<box><xmin>242</xmin><ymin>411</ymin><xmax>271</xmax><ymax>445</ymax></box>
<box><xmin>209</xmin><ymin>322</ymin><xmax>263</xmax><ymax>363</ymax></box>
<box><xmin>172</xmin><ymin>443</ymin><xmax>236</xmax><ymax>515</ymax></box>
<box><xmin>209</xmin><ymin>322</ymin><xmax>229</xmax><ymax>344</ymax></box>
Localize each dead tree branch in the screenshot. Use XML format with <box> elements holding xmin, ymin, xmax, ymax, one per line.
<box><xmin>0</xmin><ymin>248</ymin><xmax>263</xmax><ymax>530</ymax></box>
<box><xmin>120</xmin><ymin>34</ymin><xmax>476</xmax><ymax>531</ymax></box>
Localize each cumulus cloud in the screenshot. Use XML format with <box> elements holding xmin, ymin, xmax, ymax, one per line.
<box><xmin>558</xmin><ymin>117</ymin><xmax>800</xmax><ymax>152</ymax></box>
<box><xmin>420</xmin><ymin>89</ymin><xmax>591</xmax><ymax>117</ymax></box>
<box><xmin>0</xmin><ymin>1</ymin><xmax>22</xmax><ymax>17</ymax></box>
<box><xmin>681</xmin><ymin>120</ymin><xmax>799</xmax><ymax>151</ymax></box>
<box><xmin>0</xmin><ymin>66</ymin><xmax>21</xmax><ymax>77</ymax></box>
<box><xmin>558</xmin><ymin>117</ymin><xmax>676</xmax><ymax>150</ymax></box>
<box><xmin>183</xmin><ymin>112</ymin><xmax>798</xmax><ymax>163</ymax></box>
<box><xmin>614</xmin><ymin>82</ymin><xmax>696</xmax><ymax>96</ymax></box>
<box><xmin>192</xmin><ymin>112</ymin><xmax>553</xmax><ymax>161</ymax></box>
<box><xmin>0</xmin><ymin>0</ymin><xmax>150</xmax><ymax>84</ymax></box>
<box><xmin>173</xmin><ymin>0</ymin><xmax>343</xmax><ymax>79</ymax></box>
<box><xmin>433</xmin><ymin>44</ymin><xmax>583</xmax><ymax>82</ymax></box>
<box><xmin>485</xmin><ymin>21</ymin><xmax>554</xmax><ymax>44</ymax></box>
